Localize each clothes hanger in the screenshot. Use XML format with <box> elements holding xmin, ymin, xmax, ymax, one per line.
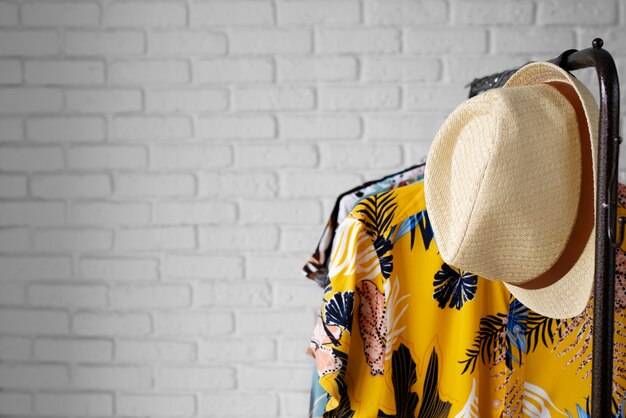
<box><xmin>469</xmin><ymin>38</ymin><xmax>622</xmax><ymax>417</ymax></box>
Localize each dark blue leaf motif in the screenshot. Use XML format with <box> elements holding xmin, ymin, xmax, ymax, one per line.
<box><xmin>419</xmin><ymin>210</ymin><xmax>435</xmax><ymax>250</ymax></box>
<box><xmin>373</xmin><ymin>236</ymin><xmax>393</xmax><ymax>279</ymax></box>
<box><xmin>504</xmin><ymin>298</ymin><xmax>529</xmax><ymax>369</ymax></box>
<box><xmin>433</xmin><ymin>263</ymin><xmax>478</xmax><ymax>310</ymax></box>
<box><xmin>324</xmin><ymin>291</ymin><xmax>355</xmax><ymax>332</ymax></box>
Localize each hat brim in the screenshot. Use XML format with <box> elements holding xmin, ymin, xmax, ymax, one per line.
<box><xmin>501</xmin><ymin>61</ymin><xmax>599</xmax><ymax>319</ymax></box>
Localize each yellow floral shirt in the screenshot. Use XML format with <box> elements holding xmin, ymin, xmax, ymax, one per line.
<box><xmin>308</xmin><ymin>180</ymin><xmax>626</xmax><ymax>417</ymax></box>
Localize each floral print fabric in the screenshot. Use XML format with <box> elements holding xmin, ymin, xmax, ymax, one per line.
<box><xmin>307</xmin><ymin>180</ymin><xmax>626</xmax><ymax>417</ymax></box>
<box><xmin>303</xmin><ymin>164</ymin><xmax>425</xmax><ymax>288</ymax></box>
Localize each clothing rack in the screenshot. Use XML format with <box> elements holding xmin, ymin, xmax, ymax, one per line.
<box><xmin>469</xmin><ymin>38</ymin><xmax>622</xmax><ymax>417</ymax></box>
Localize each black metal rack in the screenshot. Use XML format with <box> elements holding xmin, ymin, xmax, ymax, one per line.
<box><xmin>469</xmin><ymin>38</ymin><xmax>622</xmax><ymax>417</ymax></box>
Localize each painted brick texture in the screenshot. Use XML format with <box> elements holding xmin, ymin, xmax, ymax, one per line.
<box><xmin>0</xmin><ymin>1</ymin><xmax>624</xmax><ymax>417</ymax></box>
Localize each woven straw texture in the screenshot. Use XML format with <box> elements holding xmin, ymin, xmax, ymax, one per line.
<box><xmin>424</xmin><ymin>62</ymin><xmax>599</xmax><ymax>318</ymax></box>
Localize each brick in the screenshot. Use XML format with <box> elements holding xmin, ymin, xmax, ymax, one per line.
<box><xmin>247</xmin><ymin>253</ymin><xmax>314</xmax><ymax>280</ymax></box>
<box><xmin>240</xmin><ymin>365</ymin><xmax>311</xmax><ymax>390</ymax></box>
<box><xmin>279</xmin><ymin>115</ymin><xmax>360</xmax><ymax>140</ymax></box>
<box><xmin>201</xmin><ymin>393</ymin><xmax>278</xmax><ymax>416</ymax></box>
<box><xmin>65</xmin><ymin>30</ymin><xmax>145</xmax><ymax>56</ymax></box>
<box><xmin>201</xmin><ymin>172</ymin><xmax>278</xmax><ymax>198</ymax></box>
<box><xmin>278</xmin><ymin>337</ymin><xmax>313</xmax><ymax>362</ymax></box>
<box><xmin>157</xmin><ymin>366</ymin><xmax>234</xmax><ymax>390</ymax></box>
<box><xmin>196</xmin><ymin>282</ymin><xmax>272</xmax><ymax>307</ymax></box>
<box><xmin>116</xmin><ymin>174</ymin><xmax>195</xmax><ymax>198</ymax></box>
<box><xmin>110</xmin><ymin>285</ymin><xmax>191</xmax><ymax>308</ymax></box>
<box><xmin>405</xmin><ymin>29</ymin><xmax>487</xmax><ymax>54</ymax></box>
<box><xmin>0</xmin><ymin>2</ymin><xmax>18</xmax><ymax>26</ymax></box>
<box><xmin>284</xmin><ymin>171</ymin><xmax>361</xmax><ymax>197</ymax></box>
<box><xmin>154</xmin><ymin>201</ymin><xmax>237</xmax><ymax>224</ymax></box>
<box><xmin>278</xmin><ymin>55</ymin><xmax>357</xmax><ymax>82</ymax></box>
<box><xmin>0</xmin><ymin>30</ymin><xmax>59</xmax><ymax>56</ymax></box>
<box><xmin>197</xmin><ymin>115</ymin><xmax>276</xmax><ymax>140</ymax></box>
<box><xmin>73</xmin><ymin>312</ymin><xmax>151</xmax><ymax>336</ymax></box>
<box><xmin>117</xmin><ymin>394</ymin><xmax>195</xmax><ymax>416</ymax></box>
<box><xmin>194</xmin><ymin>58</ymin><xmax>273</xmax><ymax>84</ymax></box>
<box><xmin>538</xmin><ymin>0</ymin><xmax>617</xmax><ymax>25</ymax></box>
<box><xmin>318</xmin><ymin>28</ymin><xmax>400</xmax><ymax>54</ymax></box>
<box><xmin>0</xmin><ymin>393</ymin><xmax>31</xmax><ymax>415</ymax></box>
<box><xmin>365</xmin><ymin>0</ymin><xmax>447</xmax><ymax>24</ymax></box>
<box><xmin>22</xmin><ymin>2</ymin><xmax>100</xmax><ymax>27</ymax></box>
<box><xmin>71</xmin><ymin>202</ymin><xmax>151</xmax><ymax>226</ymax></box>
<box><xmin>0</xmin><ymin>88</ymin><xmax>62</xmax><ymax>113</ymax></box>
<box><xmin>0</xmin><ymin>309</ymin><xmax>69</xmax><ymax>335</ymax></box>
<box><xmin>282</xmin><ymin>391</ymin><xmax>309</xmax><ymax>416</ymax></box>
<box><xmin>29</xmin><ymin>284</ymin><xmax>107</xmax><ymax>308</ymax></box>
<box><xmin>0</xmin><ymin>118</ymin><xmax>23</xmax><ymax>141</ymax></box>
<box><xmin>236</xmin><ymin>144</ymin><xmax>318</xmax><ymax>168</ymax></box>
<box><xmin>0</xmin><ymin>175</ymin><xmax>27</xmax><ymax>198</ymax></box>
<box><xmin>0</xmin><ymin>364</ymin><xmax>69</xmax><ymax>389</ymax></box>
<box><xmin>79</xmin><ymin>258</ymin><xmax>158</xmax><ymax>281</ymax></box>
<box><xmin>104</xmin><ymin>1</ymin><xmax>187</xmax><ymax>27</ymax></box>
<box><xmin>0</xmin><ymin>202</ymin><xmax>65</xmax><ymax>227</ymax></box>
<box><xmin>0</xmin><ymin>256</ymin><xmax>71</xmax><ymax>281</ymax></box>
<box><xmin>24</xmin><ymin>60</ymin><xmax>104</xmax><ymax>85</ymax></box>
<box><xmin>405</xmin><ymin>84</ymin><xmax>468</xmax><ymax>112</ymax></box>
<box><xmin>32</xmin><ymin>175</ymin><xmax>111</xmax><ymax>198</ymax></box>
<box><xmin>273</xmin><ymin>280</ymin><xmax>323</xmax><ymax>308</ymax></box>
<box><xmin>579</xmin><ymin>29</ymin><xmax>626</xmax><ymax>55</ymax></box>
<box><xmin>320</xmin><ymin>143</ymin><xmax>403</xmax><ymax>169</ymax></box>
<box><xmin>27</xmin><ymin>116</ymin><xmax>105</xmax><ymax>142</ymax></box>
<box><xmin>0</xmin><ymin>147</ymin><xmax>63</xmax><ymax>171</ymax></box>
<box><xmin>33</xmin><ymin>229</ymin><xmax>112</xmax><ymax>252</ymax></box>
<box><xmin>230</xmin><ymin>28</ymin><xmax>312</xmax><ymax>54</ymax></box>
<box><xmin>116</xmin><ymin>339</ymin><xmax>195</xmax><ymax>363</ymax></box>
<box><xmin>0</xmin><ymin>59</ymin><xmax>21</xmax><ymax>83</ymax></box>
<box><xmin>154</xmin><ymin>311</ymin><xmax>234</xmax><ymax>336</ymax></box>
<box><xmin>280</xmin><ymin>226</ymin><xmax>321</xmax><ymax>252</ymax></box>
<box><xmin>362</xmin><ymin>57</ymin><xmax>440</xmax><ymax>81</ymax></box>
<box><xmin>117</xmin><ymin>227</ymin><xmax>196</xmax><ymax>251</ymax></box>
<box><xmin>233</xmin><ymin>86</ymin><xmax>314</xmax><ymax>111</ymax></box>
<box><xmin>163</xmin><ymin>255</ymin><xmax>243</xmax><ymax>279</ymax></box>
<box><xmin>453</xmin><ymin>1</ymin><xmax>534</xmax><ymax>25</ymax></box>
<box><xmin>67</xmin><ymin>145</ymin><xmax>147</xmax><ymax>169</ymax></box>
<box><xmin>148</xmin><ymin>30</ymin><xmax>226</xmax><ymax>55</ymax></box>
<box><xmin>74</xmin><ymin>365</ymin><xmax>151</xmax><ymax>390</ymax></box>
<box><xmin>367</xmin><ymin>114</ymin><xmax>447</xmax><ymax>141</ymax></box>
<box><xmin>493</xmin><ymin>28</ymin><xmax>575</xmax><ymax>54</ymax></box>
<box><xmin>193</xmin><ymin>1</ymin><xmax>273</xmax><ymax>26</ymax></box>
<box><xmin>65</xmin><ymin>89</ymin><xmax>142</xmax><ymax>113</ymax></box>
<box><xmin>0</xmin><ymin>338</ymin><xmax>30</xmax><ymax>362</ymax></box>
<box><xmin>146</xmin><ymin>88</ymin><xmax>227</xmax><ymax>112</ymax></box>
<box><xmin>34</xmin><ymin>338</ymin><xmax>113</xmax><ymax>362</ymax></box>
<box><xmin>200</xmin><ymin>226</ymin><xmax>278</xmax><ymax>251</ymax></box>
<box><xmin>199</xmin><ymin>338</ymin><xmax>275</xmax><ymax>362</ymax></box>
<box><xmin>0</xmin><ymin>284</ymin><xmax>25</xmax><ymax>305</ymax></box>
<box><xmin>278</xmin><ymin>1</ymin><xmax>359</xmax><ymax>24</ymax></box>
<box><xmin>113</xmin><ymin>115</ymin><xmax>192</xmax><ymax>141</ymax></box>
<box><xmin>150</xmin><ymin>144</ymin><xmax>232</xmax><ymax>169</ymax></box>
<box><xmin>240</xmin><ymin>200</ymin><xmax>321</xmax><ymax>224</ymax></box>
<box><xmin>35</xmin><ymin>393</ymin><xmax>112</xmax><ymax>417</ymax></box>
<box><xmin>445</xmin><ymin>55</ymin><xmax>522</xmax><ymax>83</ymax></box>
<box><xmin>319</xmin><ymin>85</ymin><xmax>400</xmax><ymax>110</ymax></box>
<box><xmin>110</xmin><ymin>59</ymin><xmax>189</xmax><ymax>84</ymax></box>
<box><xmin>0</xmin><ymin>228</ymin><xmax>30</xmax><ymax>251</ymax></box>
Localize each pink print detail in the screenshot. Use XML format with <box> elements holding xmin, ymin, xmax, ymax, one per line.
<box><xmin>307</xmin><ymin>316</ymin><xmax>343</xmax><ymax>377</ymax></box>
<box><xmin>357</xmin><ymin>280</ymin><xmax>387</xmax><ymax>376</ymax></box>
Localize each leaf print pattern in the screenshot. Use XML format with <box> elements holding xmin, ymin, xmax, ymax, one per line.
<box><xmin>384</xmin><ymin>276</ymin><xmax>410</xmax><ymax>362</ymax></box>
<box><xmin>357</xmin><ymin>280</ymin><xmax>387</xmax><ymax>376</ymax></box>
<box><xmin>377</xmin><ymin>344</ymin><xmax>451</xmax><ymax>418</ymax></box>
<box><xmin>453</xmin><ymin>378</ymin><xmax>479</xmax><ymax>418</ymax></box>
<box><xmin>433</xmin><ymin>263</ymin><xmax>478</xmax><ymax>310</ymax></box>
<box><xmin>308</xmin><ymin>316</ymin><xmax>344</xmax><ymax>377</ymax></box>
<box><xmin>325</xmin><ymin>291</ymin><xmax>355</xmax><ymax>332</ymax></box>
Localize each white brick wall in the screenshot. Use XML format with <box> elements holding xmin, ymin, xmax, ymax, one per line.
<box><xmin>0</xmin><ymin>1</ymin><xmax>624</xmax><ymax>417</ymax></box>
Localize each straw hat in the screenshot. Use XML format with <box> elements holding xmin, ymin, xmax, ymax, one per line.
<box><xmin>423</xmin><ymin>61</ymin><xmax>599</xmax><ymax>319</ymax></box>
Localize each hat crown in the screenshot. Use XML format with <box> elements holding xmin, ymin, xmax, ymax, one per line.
<box><xmin>426</xmin><ymin>83</ymin><xmax>581</xmax><ymax>283</ymax></box>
